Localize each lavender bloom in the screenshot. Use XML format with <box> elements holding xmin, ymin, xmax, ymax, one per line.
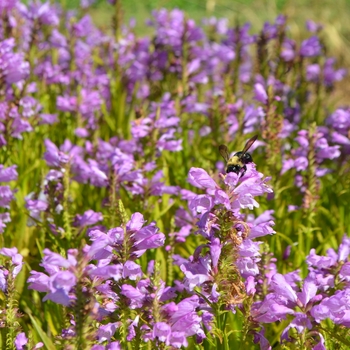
<box><xmin>0</xmin><ymin>247</ymin><xmax>23</xmax><ymax>278</ymax></box>
<box><xmin>74</xmin><ymin>209</ymin><xmax>103</xmax><ymax>227</ymax></box>
<box><xmin>153</xmin><ymin>295</ymin><xmax>204</xmax><ymax>346</ymax></box>
<box><xmin>120</xmin><ymin>283</ymin><xmax>147</xmax><ymax>309</ymax></box>
<box><xmin>251</xmin><ymin>235</ymin><xmax>350</xmax><ymax>347</ymax></box>
<box><xmin>28</xmin><ymin>249</ymin><xmax>77</xmax><ymax>306</ymax></box>
<box><xmin>96</xmin><ymin>322</ymin><xmax>119</xmax><ymax>343</ymax></box>
<box><xmin>41</xmin><ymin>270</ymin><xmax>77</xmax><ymax>306</ymax></box>
<box><xmin>282</xmin><ymin>129</ymin><xmax>340</xmax><ymax>182</ymax></box>
<box><xmin>328</xmin><ymin>108</ymin><xmax>350</xmax><ymax>131</ymax></box>
<box><xmin>87</xmin><ymin>212</ymin><xmax>165</xmax><ymax>260</ymax></box>
<box><xmin>0</xmin><ymin>39</ymin><xmax>30</xmax><ymax>84</ymax></box>
<box><xmin>21</xmin><ymin>1</ymin><xmax>59</xmax><ymax>26</ymax></box>
<box><xmin>131</xmin><ymin>96</ymin><xmax>182</xmax><ymax>153</ymax></box>
<box><xmin>14</xmin><ymin>332</ymin><xmax>28</xmax><ymax>350</ymax></box>
<box><xmin>122</xmin><ymin>261</ymin><xmax>142</xmax><ymax>280</ymax></box>
<box><xmin>253</xmin><ymin>328</ymin><xmax>271</xmax><ymax>350</ymax></box>
<box><xmin>323</xmin><ymin>58</ymin><xmax>346</xmax><ymax>87</ymax></box>
<box><xmin>0</xmin><ymin>164</ymin><xmax>17</xmax><ymax>182</ymax></box>
<box><xmin>248</xmin><ymin>210</ymin><xmax>275</xmax><ymax>239</ymax></box>
<box><xmin>306</xmin><ymin>20</ymin><xmax>323</xmax><ymax>33</ymax></box>
<box><xmin>27</xmin><ymin>271</ymin><xmax>50</xmax><ymax>292</ymax></box>
<box><xmin>306</xmin><ymin>63</ymin><xmax>320</xmax><ymax>82</ymax></box>
<box><xmin>254</xmin><ymin>83</ymin><xmax>268</xmax><ymax>104</ymax></box>
<box><xmin>0</xmin><ymin>164</ymin><xmax>17</xmax><ymax>232</ymax></box>
<box><xmin>181</xmin><ymin>166</ymin><xmax>273</xmax><ymax>306</ymax></box>
<box><xmin>0</xmin><ymin>247</ymin><xmax>23</xmax><ymax>292</ymax></box>
<box><xmin>300</xmin><ymin>36</ymin><xmax>322</xmax><ymax>57</ymax></box>
<box><xmin>2</xmin><ymin>5</ymin><xmax>349</xmax><ymax>348</ymax></box>
<box><xmin>0</xmin><ymin>185</ymin><xmax>15</xmax><ymax>208</ymax></box>
<box><xmin>281</xmin><ymin>38</ymin><xmax>296</xmax><ymax>62</ymax></box>
<box><xmin>0</xmin><ymin>0</ymin><xmax>18</xmax><ymax>14</ymax></box>
<box><xmin>39</xmin><ymin>113</ymin><xmax>58</xmax><ymax>125</ymax></box>
<box><xmin>187</xmin><ymin>168</ymin><xmax>218</xmax><ymax>191</ymax></box>
<box><xmin>0</xmin><ymin>213</ymin><xmax>11</xmax><ymax>234</ymax></box>
<box><xmin>327</xmin><ymin>108</ymin><xmax>350</xmax><ymax>157</ymax></box>
<box><xmin>153</xmin><ymin>322</ymin><xmax>171</xmax><ymax>344</ymax></box>
<box><xmin>43</xmin><ymin>139</ymin><xmax>69</xmax><ymax>167</ymax></box>
<box><xmin>25</xmin><ymin>198</ymin><xmax>48</xmax><ymax>221</ymax></box>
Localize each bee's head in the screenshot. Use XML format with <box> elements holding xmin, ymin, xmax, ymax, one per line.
<box><xmin>235</xmin><ymin>151</ymin><xmax>253</xmax><ymax>164</ymax></box>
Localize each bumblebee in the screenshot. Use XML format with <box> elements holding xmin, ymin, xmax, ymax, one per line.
<box><xmin>219</xmin><ymin>135</ymin><xmax>258</xmax><ymax>176</ymax></box>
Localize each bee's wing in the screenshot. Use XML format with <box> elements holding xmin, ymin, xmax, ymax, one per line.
<box><xmin>242</xmin><ymin>135</ymin><xmax>258</xmax><ymax>154</ymax></box>
<box><xmin>219</xmin><ymin>145</ymin><xmax>230</xmax><ymax>162</ymax></box>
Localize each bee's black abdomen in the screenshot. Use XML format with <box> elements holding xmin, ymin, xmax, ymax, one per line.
<box><xmin>226</xmin><ymin>164</ymin><xmax>241</xmax><ymax>174</ymax></box>
<box><xmin>226</xmin><ymin>164</ymin><xmax>247</xmax><ymax>177</ymax></box>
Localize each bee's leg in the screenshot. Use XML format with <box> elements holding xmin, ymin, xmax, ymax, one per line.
<box><xmin>240</xmin><ymin>165</ymin><xmax>247</xmax><ymax>178</ymax></box>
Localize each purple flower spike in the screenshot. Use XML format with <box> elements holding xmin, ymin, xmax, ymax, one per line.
<box><xmin>132</xmin><ymin>224</ymin><xmax>165</xmax><ymax>254</ymax></box>
<box><xmin>153</xmin><ymin>322</ymin><xmax>171</xmax><ymax>343</ymax></box>
<box><xmin>0</xmin><ymin>247</ymin><xmax>23</xmax><ymax>277</ymax></box>
<box><xmin>270</xmin><ymin>273</ymin><xmax>298</xmax><ymax>303</ymax></box>
<box><xmin>187</xmin><ymin>167</ymin><xmax>217</xmax><ymax>191</ymax></box>
<box><xmin>300</xmin><ymin>36</ymin><xmax>322</xmax><ymax>57</ymax></box>
<box><xmin>43</xmin><ymin>139</ymin><xmax>69</xmax><ymax>167</ymax></box>
<box><xmin>27</xmin><ymin>271</ymin><xmax>50</xmax><ymax>292</ymax></box>
<box><xmin>120</xmin><ymin>284</ymin><xmax>146</xmax><ymax>309</ymax></box>
<box><xmin>74</xmin><ymin>209</ymin><xmax>103</xmax><ymax>227</ymax></box>
<box><xmin>14</xmin><ymin>332</ymin><xmax>28</xmax><ymax>350</ymax></box>
<box><xmin>254</xmin><ymin>83</ymin><xmax>268</xmax><ymax>104</ymax></box>
<box><xmin>298</xmin><ymin>276</ymin><xmax>318</xmax><ymax>306</ymax></box>
<box><xmin>0</xmin><ymin>186</ymin><xmax>15</xmax><ymax>208</ymax></box>
<box><xmin>123</xmin><ymin>261</ymin><xmax>142</xmax><ymax>280</ymax></box>
<box><xmin>127</xmin><ymin>212</ymin><xmax>146</xmax><ymax>231</ymax></box>
<box><xmin>0</xmin><ymin>213</ymin><xmax>11</xmax><ymax>234</ymax></box>
<box><xmin>253</xmin><ymin>327</ymin><xmax>271</xmax><ymax>350</ymax></box>
<box><xmin>306</xmin><ymin>20</ymin><xmax>323</xmax><ymax>33</ymax></box>
<box><xmin>210</xmin><ymin>238</ymin><xmax>221</xmax><ymax>270</ymax></box>
<box><xmin>0</xmin><ymin>164</ymin><xmax>18</xmax><ymax>182</ymax></box>
<box><xmin>96</xmin><ymin>322</ymin><xmax>119</xmax><ymax>343</ymax></box>
<box><xmin>42</xmin><ymin>271</ymin><xmax>77</xmax><ymax>306</ymax></box>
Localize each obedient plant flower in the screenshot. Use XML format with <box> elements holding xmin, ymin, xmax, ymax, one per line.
<box><xmin>0</xmin><ymin>165</ymin><xmax>17</xmax><ymax>185</ymax></box>
<box><xmin>249</xmin><ymin>234</ymin><xmax>350</xmax><ymax>348</ymax></box>
<box><xmin>88</xmin><ymin>212</ymin><xmax>165</xmax><ymax>260</ymax></box>
<box><xmin>131</xmin><ymin>94</ymin><xmax>182</xmax><ymax>153</ymax></box>
<box><xmin>28</xmin><ymin>213</ymin><xmax>165</xmax><ymax>303</ymax></box>
<box><xmin>0</xmin><ymin>38</ymin><xmax>29</xmax><ymax>84</ymax></box>
<box><xmin>0</xmin><ymin>247</ymin><xmax>23</xmax><ymax>287</ymax></box>
<box><xmin>306</xmin><ymin>20</ymin><xmax>323</xmax><ymax>33</ymax></box>
<box><xmin>300</xmin><ymin>36</ymin><xmax>322</xmax><ymax>57</ymax></box>
<box><xmin>74</xmin><ymin>209</ymin><xmax>103</xmax><ymax>228</ymax></box>
<box><xmin>282</xmin><ymin>129</ymin><xmax>340</xmax><ymax>178</ymax></box>
<box><xmin>327</xmin><ymin>108</ymin><xmax>350</xmax><ymax>157</ymax></box>
<box><xmin>27</xmin><ymin>213</ymin><xmax>207</xmax><ymax>347</ymax></box>
<box><xmin>14</xmin><ymin>332</ymin><xmax>43</xmax><ymax>350</ymax></box>
<box><xmin>0</xmin><ymin>164</ymin><xmax>17</xmax><ymax>232</ymax></box>
<box><xmin>254</xmin><ymin>83</ymin><xmax>268</xmax><ymax>104</ymax></box>
<box><xmin>180</xmin><ymin>166</ymin><xmax>274</xmax><ymax>309</ymax></box>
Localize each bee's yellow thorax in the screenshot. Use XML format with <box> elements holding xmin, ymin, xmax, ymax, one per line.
<box><xmin>227</xmin><ymin>155</ymin><xmax>243</xmax><ymax>166</ymax></box>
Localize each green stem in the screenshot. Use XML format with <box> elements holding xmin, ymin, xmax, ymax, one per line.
<box><xmin>63</xmin><ymin>163</ymin><xmax>72</xmax><ymax>240</ymax></box>
<box><xmin>5</xmin><ymin>268</ymin><xmax>20</xmax><ymax>350</ymax></box>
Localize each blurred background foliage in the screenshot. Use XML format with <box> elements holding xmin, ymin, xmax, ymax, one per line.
<box><xmin>65</xmin><ymin>0</ymin><xmax>350</xmax><ymax>104</ymax></box>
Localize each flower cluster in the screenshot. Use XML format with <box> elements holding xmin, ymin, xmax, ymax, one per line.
<box><xmin>0</xmin><ymin>164</ymin><xmax>17</xmax><ymax>233</ymax></box>
<box><xmin>249</xmin><ymin>234</ymin><xmax>350</xmax><ymax>348</ymax></box>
